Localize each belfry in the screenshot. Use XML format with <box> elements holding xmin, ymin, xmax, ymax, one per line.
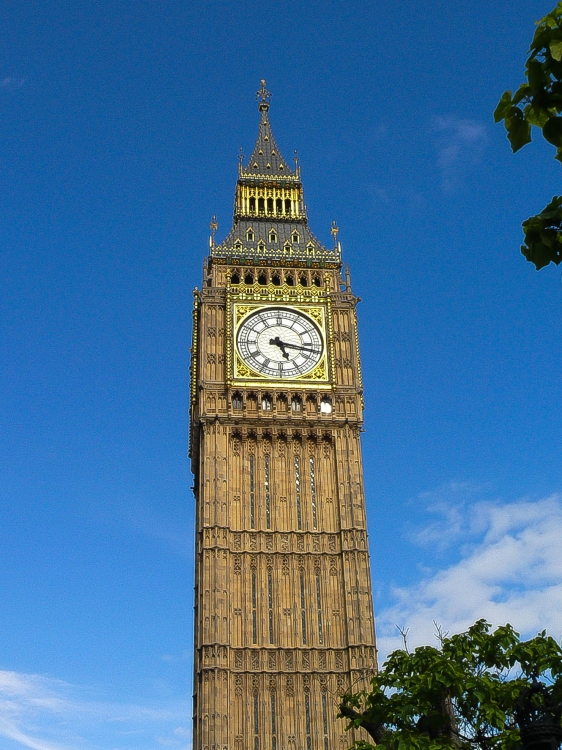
<box><xmin>189</xmin><ymin>81</ymin><xmax>377</xmax><ymax>750</ymax></box>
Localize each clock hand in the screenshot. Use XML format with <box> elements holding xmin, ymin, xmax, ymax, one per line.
<box><xmin>281</xmin><ymin>341</ymin><xmax>319</xmax><ymax>353</ymax></box>
<box><xmin>269</xmin><ymin>336</ymin><xmax>290</xmax><ymax>360</ymax></box>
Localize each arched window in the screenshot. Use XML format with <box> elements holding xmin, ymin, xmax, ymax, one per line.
<box><xmin>271</xmin><ymin>273</ymin><xmax>281</xmax><ymax>286</ymax></box>
<box><xmin>299</xmin><ymin>274</ymin><xmax>308</xmax><ymax>287</ymax></box>
<box><xmin>267</xmin><ymin>197</ymin><xmax>274</xmax><ymax>214</ymax></box>
<box><xmin>246</xmin><ymin>228</ymin><xmax>254</xmax><ymax>241</ymax></box>
<box><xmin>244</xmin><ymin>271</ymin><xmax>254</xmax><ymax>284</ymax></box>
<box><xmin>291</xmin><ymin>396</ymin><xmax>302</xmax><ymax>412</ymax></box>
<box><xmin>285</xmin><ymin>273</ymin><xmax>294</xmax><ymax>286</ymax></box>
<box><xmin>232</xmin><ymin>393</ymin><xmax>243</xmax><ymax>409</ymax></box>
<box><xmin>312</xmin><ymin>274</ymin><xmax>321</xmax><ymax>287</ymax></box>
<box><xmin>269</xmin><ymin>230</ymin><xmax>277</xmax><ymax>243</ymax></box>
<box><xmin>258</xmin><ymin>197</ymin><xmax>265</xmax><ymax>213</ymax></box>
<box><xmin>292</xmin><ymin>232</ymin><xmax>299</xmax><ymax>244</ymax></box>
<box><xmin>276</xmin><ymin>198</ymin><xmax>282</xmax><ymax>213</ymax></box>
<box><xmin>285</xmin><ymin>198</ymin><xmax>291</xmax><ymax>214</ymax></box>
<box><xmin>231</xmin><ymin>271</ymin><xmax>240</xmax><ymax>284</ymax></box>
<box><xmin>320</xmin><ymin>397</ymin><xmax>332</xmax><ymax>414</ymax></box>
<box><xmin>258</xmin><ymin>272</ymin><xmax>267</xmax><ymax>285</ymax></box>
<box><xmin>249</xmin><ymin>196</ymin><xmax>256</xmax><ymax>213</ymax></box>
<box><xmin>262</xmin><ymin>395</ymin><xmax>272</xmax><ymax>411</ymax></box>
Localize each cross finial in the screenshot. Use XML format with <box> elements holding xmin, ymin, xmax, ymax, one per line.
<box><xmin>256</xmin><ymin>79</ymin><xmax>271</xmax><ymax>111</ymax></box>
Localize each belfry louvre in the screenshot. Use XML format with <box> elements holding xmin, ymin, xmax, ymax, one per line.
<box><xmin>189</xmin><ymin>81</ymin><xmax>377</xmax><ymax>750</ymax></box>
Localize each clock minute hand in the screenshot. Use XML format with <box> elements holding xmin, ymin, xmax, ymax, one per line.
<box><xmin>282</xmin><ymin>341</ymin><xmax>319</xmax><ymax>353</ymax></box>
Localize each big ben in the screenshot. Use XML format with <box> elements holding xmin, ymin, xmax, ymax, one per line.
<box><xmin>189</xmin><ymin>81</ymin><xmax>377</xmax><ymax>750</ymax></box>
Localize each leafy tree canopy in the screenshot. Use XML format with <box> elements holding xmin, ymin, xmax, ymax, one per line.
<box><xmin>495</xmin><ymin>2</ymin><xmax>562</xmax><ymax>268</ymax></box>
<box><xmin>340</xmin><ymin>619</ymin><xmax>562</xmax><ymax>750</ymax></box>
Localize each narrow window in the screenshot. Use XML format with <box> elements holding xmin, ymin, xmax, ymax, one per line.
<box><xmin>247</xmin><ymin>228</ymin><xmax>254</xmax><ymax>241</ymax></box>
<box><xmin>295</xmin><ymin>455</ymin><xmax>302</xmax><ymax>531</ymax></box>
<box><xmin>310</xmin><ymin>456</ymin><xmax>318</xmax><ymax>530</ymax></box>
<box><xmin>316</xmin><ymin>573</ymin><xmax>324</xmax><ymax>644</ymax></box>
<box><xmin>272</xmin><ymin>273</ymin><xmax>281</xmax><ymax>286</ymax></box>
<box><xmin>245</xmin><ymin>271</ymin><xmax>254</xmax><ymax>284</ymax></box>
<box><xmin>258</xmin><ymin>197</ymin><xmax>265</xmax><ymax>213</ymax></box>
<box><xmin>305</xmin><ymin>691</ymin><xmax>311</xmax><ymax>737</ymax></box>
<box><xmin>322</xmin><ymin>693</ymin><xmax>329</xmax><ymax>743</ymax></box>
<box><xmin>258</xmin><ymin>272</ymin><xmax>267</xmax><ymax>285</ymax></box>
<box><xmin>267</xmin><ymin>197</ymin><xmax>274</xmax><ymax>213</ymax></box>
<box><xmin>264</xmin><ymin>455</ymin><xmax>271</xmax><ymax>529</ymax></box>
<box><xmin>252</xmin><ymin>571</ymin><xmax>257</xmax><ymax>643</ymax></box>
<box><xmin>268</xmin><ymin>571</ymin><xmax>274</xmax><ymax>643</ymax></box>
<box><xmin>249</xmin><ymin>455</ymin><xmax>255</xmax><ymax>529</ymax></box>
<box><xmin>299</xmin><ymin>274</ymin><xmax>308</xmax><ymax>286</ymax></box>
<box><xmin>276</xmin><ymin>198</ymin><xmax>282</xmax><ymax>213</ymax></box>
<box><xmin>232</xmin><ymin>393</ymin><xmax>242</xmax><ymax>409</ymax></box>
<box><xmin>285</xmin><ymin>273</ymin><xmax>294</xmax><ymax>286</ymax></box>
<box><xmin>271</xmin><ymin>692</ymin><xmax>277</xmax><ymax>736</ymax></box>
<box><xmin>292</xmin><ymin>232</ymin><xmax>299</xmax><ymax>244</ymax></box>
<box><xmin>262</xmin><ymin>396</ymin><xmax>272</xmax><ymax>410</ymax></box>
<box><xmin>291</xmin><ymin>396</ymin><xmax>302</xmax><ymax>412</ymax></box>
<box><xmin>231</xmin><ymin>271</ymin><xmax>240</xmax><ymax>284</ymax></box>
<box><xmin>249</xmin><ymin>197</ymin><xmax>256</xmax><ymax>213</ymax></box>
<box><xmin>253</xmin><ymin>693</ymin><xmax>259</xmax><ymax>736</ymax></box>
<box><xmin>312</xmin><ymin>275</ymin><xmax>321</xmax><ymax>287</ymax></box>
<box><xmin>269</xmin><ymin>230</ymin><xmax>277</xmax><ymax>243</ymax></box>
<box><xmin>300</xmin><ymin>572</ymin><xmax>307</xmax><ymax>644</ymax></box>
<box><xmin>285</xmin><ymin>198</ymin><xmax>291</xmax><ymax>214</ymax></box>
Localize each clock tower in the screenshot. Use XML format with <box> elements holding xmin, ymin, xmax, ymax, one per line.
<box><xmin>189</xmin><ymin>81</ymin><xmax>377</xmax><ymax>750</ymax></box>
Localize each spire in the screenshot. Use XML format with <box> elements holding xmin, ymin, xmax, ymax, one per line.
<box><xmin>241</xmin><ymin>79</ymin><xmax>294</xmax><ymax>177</ymax></box>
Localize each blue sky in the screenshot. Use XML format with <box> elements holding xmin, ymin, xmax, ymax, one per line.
<box><xmin>2</xmin><ymin>0</ymin><xmax>562</xmax><ymax>747</ymax></box>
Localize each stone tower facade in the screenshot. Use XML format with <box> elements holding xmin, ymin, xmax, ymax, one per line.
<box><xmin>189</xmin><ymin>81</ymin><xmax>377</xmax><ymax>750</ymax></box>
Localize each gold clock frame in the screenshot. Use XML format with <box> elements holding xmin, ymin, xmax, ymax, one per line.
<box><xmin>232</xmin><ymin>302</ymin><xmax>330</xmax><ymax>386</ymax></box>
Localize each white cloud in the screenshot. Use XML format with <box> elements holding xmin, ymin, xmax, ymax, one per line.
<box><xmin>376</xmin><ymin>486</ymin><xmax>562</xmax><ymax>660</ymax></box>
<box><xmin>431</xmin><ymin>116</ymin><xmax>488</xmax><ymax>190</ymax></box>
<box><xmin>0</xmin><ymin>670</ymin><xmax>191</xmax><ymax>750</ymax></box>
<box><xmin>1</xmin><ymin>77</ymin><xmax>25</xmax><ymax>91</ymax></box>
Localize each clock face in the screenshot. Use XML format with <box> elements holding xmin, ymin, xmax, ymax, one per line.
<box><xmin>237</xmin><ymin>307</ymin><xmax>324</xmax><ymax>378</ymax></box>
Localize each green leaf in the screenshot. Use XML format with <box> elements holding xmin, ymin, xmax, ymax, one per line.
<box><xmin>542</xmin><ymin>115</ymin><xmax>562</xmax><ymax>145</ymax></box>
<box><xmin>505</xmin><ymin>109</ymin><xmax>532</xmax><ymax>151</ymax></box>
<box><xmin>550</xmin><ymin>38</ymin><xmax>562</xmax><ymax>60</ymax></box>
<box><xmin>525</xmin><ymin>104</ymin><xmax>550</xmax><ymax>126</ymax></box>
<box><xmin>528</xmin><ymin>59</ymin><xmax>547</xmax><ymax>89</ymax></box>
<box><xmin>494</xmin><ymin>90</ymin><xmax>513</xmax><ymax>122</ymax></box>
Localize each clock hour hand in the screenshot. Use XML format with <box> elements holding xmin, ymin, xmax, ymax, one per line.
<box><xmin>269</xmin><ymin>336</ymin><xmax>290</xmax><ymax>359</ymax></box>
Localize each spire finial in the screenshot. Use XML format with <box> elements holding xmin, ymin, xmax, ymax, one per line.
<box><xmin>331</xmin><ymin>220</ymin><xmax>339</xmax><ymax>248</ymax></box>
<box><xmin>256</xmin><ymin>79</ymin><xmax>271</xmax><ymax>112</ymax></box>
<box><xmin>209</xmin><ymin>215</ymin><xmax>218</xmax><ymax>249</ymax></box>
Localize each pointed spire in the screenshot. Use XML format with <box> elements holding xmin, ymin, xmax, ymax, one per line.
<box><xmin>242</xmin><ymin>79</ymin><xmax>294</xmax><ymax>177</ymax></box>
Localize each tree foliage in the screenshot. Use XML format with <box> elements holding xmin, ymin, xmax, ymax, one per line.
<box><xmin>495</xmin><ymin>2</ymin><xmax>562</xmax><ymax>268</ymax></box>
<box><xmin>340</xmin><ymin>619</ymin><xmax>562</xmax><ymax>750</ymax></box>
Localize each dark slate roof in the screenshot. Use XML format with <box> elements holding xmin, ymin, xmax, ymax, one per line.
<box><xmin>214</xmin><ymin>217</ymin><xmax>340</xmax><ymax>264</ymax></box>
<box><xmin>241</xmin><ymin>105</ymin><xmax>295</xmax><ymax>178</ymax></box>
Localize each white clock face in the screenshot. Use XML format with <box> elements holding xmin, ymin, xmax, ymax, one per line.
<box><xmin>237</xmin><ymin>308</ymin><xmax>323</xmax><ymax>378</ymax></box>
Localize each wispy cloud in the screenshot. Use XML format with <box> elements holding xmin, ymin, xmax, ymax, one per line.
<box><xmin>431</xmin><ymin>116</ymin><xmax>488</xmax><ymax>191</ymax></box>
<box><xmin>376</xmin><ymin>485</ymin><xmax>562</xmax><ymax>659</ymax></box>
<box><xmin>0</xmin><ymin>671</ymin><xmax>191</xmax><ymax>750</ymax></box>
<box><xmin>1</xmin><ymin>77</ymin><xmax>25</xmax><ymax>91</ymax></box>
